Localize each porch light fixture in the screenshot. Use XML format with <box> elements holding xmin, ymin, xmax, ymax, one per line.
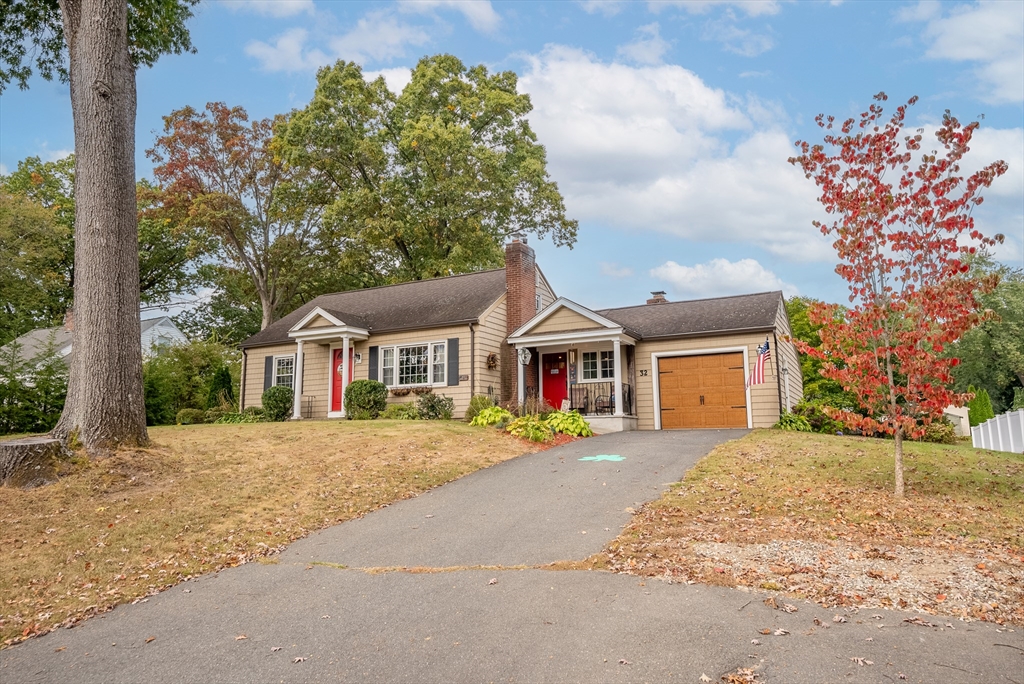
<box><xmin>568</xmin><ymin>349</ymin><xmax>576</xmax><ymax>364</ymax></box>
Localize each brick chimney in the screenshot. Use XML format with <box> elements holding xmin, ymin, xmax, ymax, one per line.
<box><xmin>503</xmin><ymin>237</ymin><xmax>538</xmax><ymax>404</ymax></box>
<box><xmin>646</xmin><ymin>291</ymin><xmax>668</xmax><ymax>305</ymax></box>
<box><xmin>64</xmin><ymin>307</ymin><xmax>75</xmax><ymax>331</ymax></box>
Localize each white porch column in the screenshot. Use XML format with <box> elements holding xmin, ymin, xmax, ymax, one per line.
<box><xmin>613</xmin><ymin>338</ymin><xmax>623</xmax><ymax>417</ymax></box>
<box><xmin>517</xmin><ymin>347</ymin><xmax>525</xmax><ymax>405</ymax></box>
<box><xmin>340</xmin><ymin>336</ymin><xmax>350</xmax><ymax>418</ymax></box>
<box><xmin>292</xmin><ymin>339</ymin><xmax>305</xmax><ymax>419</ymax></box>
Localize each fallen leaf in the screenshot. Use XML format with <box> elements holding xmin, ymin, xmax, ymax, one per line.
<box><xmin>782</xmin><ymin>603</ymin><xmax>798</xmax><ymax>613</ymax></box>
<box><xmin>618</xmin><ymin>659</ymin><xmax>631</xmax><ymax>665</ymax></box>
<box><xmin>699</xmin><ymin>675</ymin><xmax>712</xmax><ymax>683</ymax></box>
<box><xmin>935</xmin><ymin>594</ymin><xmax>946</xmax><ymax>602</ymax></box>
<box><xmin>488</xmin><ymin>578</ymin><xmax>498</xmax><ymax>585</ymax></box>
<box><xmin>759</xmin><ymin>628</ymin><xmax>771</xmax><ymax>635</ymax></box>
<box><xmin>773</xmin><ymin>628</ymin><xmax>789</xmax><ymax>636</ymax></box>
<box><xmin>235</xmin><ymin>635</ymin><xmax>247</xmax><ymax>640</ymax></box>
<box><xmin>321</xmin><ymin>615</ymin><xmax>330</xmax><ymax>619</ymax></box>
<box><xmin>849</xmin><ymin>657</ymin><xmax>873</xmax><ymax>666</ymax></box>
<box><xmin>54</xmin><ymin>646</ymin><xmax>66</xmax><ymax>652</ymax></box>
<box><xmin>832</xmin><ymin>615</ymin><xmax>847</xmax><ymax>623</ymax></box>
<box><xmin>750</xmin><ymin>639</ymin><xmax>761</xmax><ymax>645</ymax></box>
<box><xmin>902</xmin><ymin>616</ymin><xmax>933</xmax><ymax>627</ymax></box>
<box><xmin>293</xmin><ymin>657</ymin><xmax>306</xmax><ymax>663</ymax></box>
<box><xmin>271</xmin><ymin>647</ymin><xmax>282</xmax><ymax>652</ymax></box>
<box><xmin>145</xmin><ymin>636</ymin><xmax>155</xmax><ymax>643</ymax></box>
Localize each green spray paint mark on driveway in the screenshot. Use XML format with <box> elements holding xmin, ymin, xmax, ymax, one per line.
<box><xmin>578</xmin><ymin>455</ymin><xmax>625</xmax><ymax>462</ymax></box>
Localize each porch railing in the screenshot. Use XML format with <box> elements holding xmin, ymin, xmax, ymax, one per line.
<box><xmin>567</xmin><ymin>382</ymin><xmax>634</xmax><ymax>416</ymax></box>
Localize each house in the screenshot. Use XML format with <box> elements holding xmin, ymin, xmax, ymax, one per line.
<box><xmin>238</xmin><ymin>239</ymin><xmax>803</xmax><ymax>432</ymax></box>
<box><xmin>2</xmin><ymin>311</ymin><xmax>188</xmax><ymax>365</ymax></box>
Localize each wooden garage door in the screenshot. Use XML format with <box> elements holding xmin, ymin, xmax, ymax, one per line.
<box><xmin>658</xmin><ymin>353</ymin><xmax>747</xmax><ymax>429</ymax></box>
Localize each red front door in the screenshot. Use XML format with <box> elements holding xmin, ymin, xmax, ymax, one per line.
<box><xmin>542</xmin><ymin>352</ymin><xmax>568</xmax><ymax>410</ymax></box>
<box><xmin>331</xmin><ymin>347</ymin><xmax>354</xmax><ymax>412</ymax></box>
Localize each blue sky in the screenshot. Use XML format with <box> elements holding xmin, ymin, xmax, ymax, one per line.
<box><xmin>1</xmin><ymin>0</ymin><xmax>1022</xmax><ymax>311</ymax></box>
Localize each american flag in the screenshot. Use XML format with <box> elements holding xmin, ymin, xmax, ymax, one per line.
<box><xmin>746</xmin><ymin>339</ymin><xmax>771</xmax><ymax>388</ymax></box>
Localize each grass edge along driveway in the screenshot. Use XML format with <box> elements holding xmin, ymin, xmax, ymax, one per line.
<box><xmin>0</xmin><ymin>421</ymin><xmax>541</xmax><ymax>647</ymax></box>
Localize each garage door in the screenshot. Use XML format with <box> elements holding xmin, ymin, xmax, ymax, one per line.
<box><xmin>658</xmin><ymin>353</ymin><xmax>747</xmax><ymax>429</ymax></box>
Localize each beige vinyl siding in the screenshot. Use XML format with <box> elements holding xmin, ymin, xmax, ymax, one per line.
<box><xmin>305</xmin><ymin>315</ymin><xmax>335</xmax><ymax>328</ymax></box>
<box><xmin>475</xmin><ymin>295</ymin><xmax>507</xmax><ymax>401</ymax></box>
<box><xmin>634</xmin><ymin>333</ymin><xmax>783</xmax><ymax>430</ymax></box>
<box><xmin>297</xmin><ymin>342</ymin><xmax>331</xmax><ymax>418</ymax></box>
<box><xmin>774</xmin><ymin>300</ymin><xmax>803</xmax><ymax>409</ymax></box>
<box><xmin>531</xmin><ymin>307</ymin><xmax>606</xmax><ymax>335</ymax></box>
<box><xmin>243</xmin><ymin>343</ymin><xmax>303</xmax><ymax>410</ymax></box>
<box><xmin>351</xmin><ymin>325</ymin><xmax>474</xmax><ymax>419</ymax></box>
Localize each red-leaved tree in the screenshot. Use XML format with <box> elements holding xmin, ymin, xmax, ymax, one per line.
<box><xmin>789</xmin><ymin>93</ymin><xmax>1008</xmax><ymax>497</ymax></box>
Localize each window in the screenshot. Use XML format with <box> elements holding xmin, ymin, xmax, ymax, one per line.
<box><xmin>275</xmin><ymin>356</ymin><xmax>294</xmax><ymax>388</ymax></box>
<box><xmin>600</xmin><ymin>350</ymin><xmax>615</xmax><ymax>379</ymax></box>
<box><xmin>381</xmin><ymin>341</ymin><xmax>446</xmax><ymax>386</ymax></box>
<box><xmin>535</xmin><ymin>293</ymin><xmax>542</xmax><ymax>311</ymax></box>
<box><xmin>581</xmin><ymin>350</ymin><xmax>614</xmax><ymax>380</ymax></box>
<box><xmin>381</xmin><ymin>348</ymin><xmax>395</xmax><ymax>386</ymax></box>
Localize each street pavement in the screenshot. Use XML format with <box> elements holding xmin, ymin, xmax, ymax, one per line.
<box><xmin>1</xmin><ymin>430</ymin><xmax>1021</xmax><ymax>683</ymax></box>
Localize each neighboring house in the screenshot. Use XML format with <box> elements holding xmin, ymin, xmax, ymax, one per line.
<box><xmin>239</xmin><ymin>239</ymin><xmax>803</xmax><ymax>432</ymax></box>
<box><xmin>1</xmin><ymin>312</ymin><xmax>188</xmax><ymax>365</ymax></box>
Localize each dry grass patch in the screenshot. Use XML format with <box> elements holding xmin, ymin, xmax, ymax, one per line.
<box><xmin>587</xmin><ymin>430</ymin><xmax>1024</xmax><ymax>625</ymax></box>
<box><xmin>0</xmin><ymin>420</ymin><xmax>538</xmax><ymax>646</ymax></box>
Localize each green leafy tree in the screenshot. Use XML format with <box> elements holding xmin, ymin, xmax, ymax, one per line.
<box><xmin>948</xmin><ymin>252</ymin><xmax>1024</xmax><ymax>413</ymax></box>
<box><xmin>278</xmin><ymin>55</ymin><xmax>578</xmax><ymax>283</ymax></box>
<box><xmin>142</xmin><ymin>339</ymin><xmax>239</xmax><ymax>425</ymax></box>
<box><xmin>2</xmin><ymin>0</ymin><xmax>198</xmax><ymax>452</ymax></box>
<box><xmin>0</xmin><ymin>332</ymin><xmax>68</xmax><ymax>435</ymax></box>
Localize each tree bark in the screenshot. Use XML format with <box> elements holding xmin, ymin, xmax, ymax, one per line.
<box><xmin>52</xmin><ymin>0</ymin><xmax>149</xmax><ymax>451</ymax></box>
<box><xmin>893</xmin><ymin>425</ymin><xmax>905</xmax><ymax>498</ymax></box>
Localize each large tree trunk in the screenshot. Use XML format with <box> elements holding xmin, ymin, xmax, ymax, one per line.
<box><xmin>52</xmin><ymin>0</ymin><xmax>149</xmax><ymax>451</ymax></box>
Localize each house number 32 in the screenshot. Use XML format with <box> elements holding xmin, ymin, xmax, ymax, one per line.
<box><xmin>639</xmin><ymin>369</ymin><xmax>648</xmax><ymax>376</ymax></box>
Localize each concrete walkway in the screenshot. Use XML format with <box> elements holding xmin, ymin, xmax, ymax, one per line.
<box><xmin>1</xmin><ymin>430</ymin><xmax>1020</xmax><ymax>683</ymax></box>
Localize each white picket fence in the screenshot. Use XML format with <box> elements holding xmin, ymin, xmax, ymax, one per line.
<box><xmin>971</xmin><ymin>409</ymin><xmax>1024</xmax><ymax>454</ymax></box>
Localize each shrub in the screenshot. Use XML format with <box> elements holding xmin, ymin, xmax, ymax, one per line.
<box><xmin>774</xmin><ymin>411</ymin><xmax>813</xmax><ymax>432</ymax></box>
<box><xmin>921</xmin><ymin>418</ymin><xmax>957</xmax><ymax>444</ymax></box>
<box><xmin>176</xmin><ymin>408</ymin><xmax>206</xmax><ymax>425</ymax></box>
<box><xmin>206</xmin><ymin>365</ymin><xmax>236</xmax><ymax>409</ymax></box>
<box><xmin>470</xmin><ymin>406</ymin><xmax>513</xmax><ymax>427</ymax></box>
<box><xmin>792</xmin><ymin>400</ymin><xmax>847</xmax><ymax>434</ymax></box>
<box><xmin>204</xmin><ymin>407</ymin><xmax>228</xmax><ymax>423</ymax></box>
<box><xmin>418</xmin><ymin>393</ymin><xmax>454</xmax><ymax>420</ymax></box>
<box><xmin>344</xmin><ymin>379</ymin><xmax>388</xmax><ymax>419</ymax></box>
<box><xmin>506</xmin><ymin>414</ymin><xmax>553</xmax><ymax>442</ymax></box>
<box><xmin>1014</xmin><ymin>388</ymin><xmax>1024</xmax><ymax>410</ymax></box>
<box><xmin>242</xmin><ymin>406</ymin><xmax>264</xmax><ymax>419</ymax></box>
<box><xmin>261</xmin><ymin>385</ymin><xmax>293</xmax><ymax>422</ymax></box>
<box><xmin>545</xmin><ymin>410</ymin><xmax>594</xmax><ymax>437</ymax></box>
<box><xmin>143</xmin><ymin>339</ymin><xmax>240</xmax><ymax>425</ymax></box>
<box><xmin>465</xmin><ymin>394</ymin><xmax>494</xmax><ymax>423</ymax></box>
<box><xmin>380</xmin><ymin>402</ymin><xmax>420</xmax><ymax>420</ymax></box>
<box><xmin>967</xmin><ymin>385</ymin><xmax>995</xmax><ymax>426</ymax></box>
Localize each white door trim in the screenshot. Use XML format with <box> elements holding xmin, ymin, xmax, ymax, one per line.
<box><xmin>651</xmin><ymin>346</ymin><xmax>751</xmax><ymax>430</ymax></box>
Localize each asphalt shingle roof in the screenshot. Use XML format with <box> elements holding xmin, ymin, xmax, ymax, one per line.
<box><xmin>239</xmin><ymin>269</ymin><xmax>508</xmax><ymax>349</ymax></box>
<box><xmin>2</xmin><ymin>317</ymin><xmax>172</xmax><ymax>363</ymax></box>
<box><xmin>596</xmin><ymin>291</ymin><xmax>784</xmax><ymax>340</ymax></box>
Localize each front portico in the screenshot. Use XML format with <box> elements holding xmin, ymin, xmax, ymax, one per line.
<box><xmin>509</xmin><ymin>298</ymin><xmax>638</xmax><ymax>433</ymax></box>
<box><xmin>287</xmin><ymin>307</ymin><xmax>369</xmax><ymax>419</ymax></box>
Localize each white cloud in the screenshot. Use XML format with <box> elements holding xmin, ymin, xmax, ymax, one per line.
<box><xmin>739</xmin><ymin>70</ymin><xmax>770</xmax><ymax>78</ymax></box>
<box><xmin>41</xmin><ymin>148</ymin><xmax>73</xmax><ymax>162</ymax></box>
<box><xmin>245</xmin><ymin>12</ymin><xmax>430</xmax><ymax>72</ymax></box>
<box><xmin>0</xmin><ymin>163</ymin><xmax>8</xmax><ymax>175</ymax></box>
<box><xmin>617</xmin><ymin>23</ymin><xmax>671</xmax><ymax>65</ymax></box>
<box><xmin>599</xmin><ymin>262</ymin><xmax>634</xmax><ymax>278</ymax></box>
<box><xmin>398</xmin><ymin>0</ymin><xmax>500</xmax><ymax>33</ymax></box>
<box><xmin>649</xmin><ymin>0</ymin><xmax>782</xmax><ymax>17</ymax></box>
<box><xmin>519</xmin><ymin>46</ymin><xmax>829</xmax><ymax>260</ymax></box>
<box><xmin>651</xmin><ymin>258</ymin><xmax>799</xmax><ymax>298</ymax></box>
<box><xmin>364</xmin><ymin>67</ymin><xmax>413</xmax><ymax>94</ymax></box>
<box><xmin>577</xmin><ymin>0</ymin><xmax>625</xmax><ymax>16</ymax></box>
<box><xmin>903</xmin><ymin>0</ymin><xmax>1024</xmax><ymax>105</ymax></box>
<box><xmin>221</xmin><ymin>0</ymin><xmax>314</xmax><ymax>17</ymax></box>
<box><xmin>245</xmin><ymin>28</ymin><xmax>328</xmax><ymax>73</ymax></box>
<box><xmin>702</xmin><ymin>18</ymin><xmax>774</xmax><ymax>56</ymax></box>
<box><xmin>330</xmin><ymin>11</ymin><xmax>431</xmax><ymax>64</ymax></box>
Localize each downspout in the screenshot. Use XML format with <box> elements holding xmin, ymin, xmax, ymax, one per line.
<box><xmin>239</xmin><ymin>348</ymin><xmax>247</xmax><ymax>412</ymax></box>
<box><xmin>773</xmin><ymin>332</ymin><xmax>784</xmax><ymax>415</ymax></box>
<box><xmin>469</xmin><ymin>323</ymin><xmax>476</xmax><ymax>397</ymax></box>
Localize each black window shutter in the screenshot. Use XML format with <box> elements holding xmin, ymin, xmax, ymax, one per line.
<box><xmin>447</xmin><ymin>338</ymin><xmax>460</xmax><ymax>386</ymax></box>
<box><xmin>368</xmin><ymin>346</ymin><xmax>379</xmax><ymax>381</ymax></box>
<box><xmin>263</xmin><ymin>356</ymin><xmax>274</xmax><ymax>391</ymax></box>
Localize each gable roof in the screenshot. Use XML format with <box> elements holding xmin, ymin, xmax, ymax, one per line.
<box><xmin>2</xmin><ymin>315</ymin><xmax>182</xmax><ymax>364</ymax></box>
<box><xmin>596</xmin><ymin>291</ymin><xmax>784</xmax><ymax>340</ymax></box>
<box><xmin>240</xmin><ymin>269</ymin><xmax>508</xmax><ymax>349</ymax></box>
<box><xmin>509</xmin><ymin>297</ymin><xmax>640</xmax><ymax>340</ymax></box>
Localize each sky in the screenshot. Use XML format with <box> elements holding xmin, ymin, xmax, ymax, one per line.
<box><xmin>1</xmin><ymin>0</ymin><xmax>1022</xmax><ymax>312</ymax></box>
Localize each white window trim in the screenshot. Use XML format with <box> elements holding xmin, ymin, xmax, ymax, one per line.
<box><xmin>650</xmin><ymin>347</ymin><xmax>752</xmax><ymax>430</ymax></box>
<box><xmin>274</xmin><ymin>354</ymin><xmax>295</xmax><ymax>389</ymax></box>
<box><xmin>379</xmin><ymin>340</ymin><xmax>448</xmax><ymax>388</ymax></box>
<box><xmin>577</xmin><ymin>349</ymin><xmax>615</xmax><ymax>384</ymax></box>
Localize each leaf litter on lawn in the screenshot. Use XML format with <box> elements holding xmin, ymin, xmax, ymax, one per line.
<box><xmin>578</xmin><ymin>430</ymin><xmax>1024</xmax><ymax>626</ymax></box>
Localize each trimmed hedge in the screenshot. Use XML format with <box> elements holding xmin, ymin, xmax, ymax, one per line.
<box><xmin>344</xmin><ymin>380</ymin><xmax>388</xmax><ymax>419</ymax></box>
<box><xmin>262</xmin><ymin>385</ymin><xmax>293</xmax><ymax>422</ymax></box>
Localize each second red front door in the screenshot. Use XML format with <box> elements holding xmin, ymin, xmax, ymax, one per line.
<box><xmin>542</xmin><ymin>352</ymin><xmax>568</xmax><ymax>410</ymax></box>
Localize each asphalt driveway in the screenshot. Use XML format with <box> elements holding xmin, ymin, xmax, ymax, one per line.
<box><xmin>1</xmin><ymin>429</ymin><xmax>1020</xmax><ymax>683</ymax></box>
